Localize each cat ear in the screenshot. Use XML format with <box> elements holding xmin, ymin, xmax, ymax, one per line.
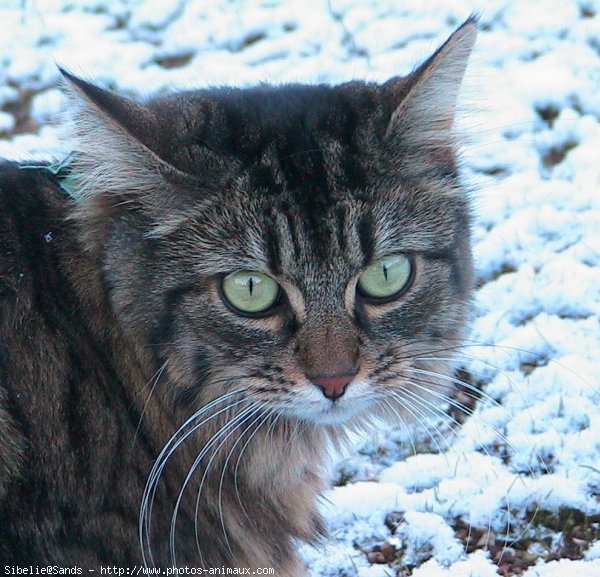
<box><xmin>59</xmin><ymin>68</ymin><xmax>196</xmax><ymax>207</ymax></box>
<box><xmin>59</xmin><ymin>68</ymin><xmax>199</xmax><ymax>241</ymax></box>
<box><xmin>383</xmin><ymin>16</ymin><xmax>477</xmax><ymax>162</ymax></box>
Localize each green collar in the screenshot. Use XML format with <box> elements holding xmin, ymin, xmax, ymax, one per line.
<box><xmin>20</xmin><ymin>152</ymin><xmax>80</xmax><ymax>196</ymax></box>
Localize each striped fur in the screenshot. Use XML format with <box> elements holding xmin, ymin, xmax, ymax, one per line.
<box><xmin>0</xmin><ymin>18</ymin><xmax>476</xmax><ymax>573</ymax></box>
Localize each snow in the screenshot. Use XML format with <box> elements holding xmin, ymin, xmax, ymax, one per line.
<box><xmin>1</xmin><ymin>0</ymin><xmax>599</xmax><ymax>575</ymax></box>
<box><xmin>523</xmin><ymin>558</ymin><xmax>600</xmax><ymax>577</ymax></box>
<box><xmin>0</xmin><ymin>111</ymin><xmax>15</xmax><ymax>133</ymax></box>
<box><xmin>411</xmin><ymin>550</ymin><xmax>499</xmax><ymax>577</ymax></box>
<box><xmin>30</xmin><ymin>88</ymin><xmax>64</xmax><ymax>123</ymax></box>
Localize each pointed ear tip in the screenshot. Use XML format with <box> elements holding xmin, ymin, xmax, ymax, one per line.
<box><xmin>458</xmin><ymin>14</ymin><xmax>479</xmax><ymax>40</ymax></box>
<box><xmin>465</xmin><ymin>13</ymin><xmax>480</xmax><ymax>27</ymax></box>
<box><xmin>441</xmin><ymin>14</ymin><xmax>477</xmax><ymax>59</ymax></box>
<box><xmin>57</xmin><ymin>66</ymin><xmax>87</xmax><ymax>92</ymax></box>
<box><xmin>57</xmin><ymin>65</ymin><xmax>74</xmax><ymax>81</ymax></box>
<box><xmin>56</xmin><ymin>68</ymin><xmax>103</xmax><ymax>104</ymax></box>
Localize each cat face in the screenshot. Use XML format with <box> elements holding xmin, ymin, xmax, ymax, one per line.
<box><xmin>134</xmin><ymin>158</ymin><xmax>471</xmax><ymax>427</ymax></box>
<box><xmin>63</xmin><ymin>18</ymin><xmax>476</xmax><ymax>429</ymax></box>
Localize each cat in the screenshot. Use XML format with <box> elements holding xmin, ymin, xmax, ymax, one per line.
<box><xmin>0</xmin><ymin>16</ymin><xmax>476</xmax><ymax>575</ymax></box>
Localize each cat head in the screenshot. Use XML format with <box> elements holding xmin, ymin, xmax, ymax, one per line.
<box><xmin>62</xmin><ymin>17</ymin><xmax>476</xmax><ymax>429</ymax></box>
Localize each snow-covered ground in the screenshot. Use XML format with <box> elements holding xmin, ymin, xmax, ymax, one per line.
<box><xmin>1</xmin><ymin>0</ymin><xmax>599</xmax><ymax>575</ymax></box>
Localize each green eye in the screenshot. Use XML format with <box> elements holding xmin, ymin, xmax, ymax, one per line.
<box><xmin>358</xmin><ymin>254</ymin><xmax>413</xmax><ymax>300</ymax></box>
<box><xmin>221</xmin><ymin>271</ymin><xmax>280</xmax><ymax>314</ymax></box>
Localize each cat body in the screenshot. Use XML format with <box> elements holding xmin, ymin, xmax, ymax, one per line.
<box><xmin>0</xmin><ymin>18</ymin><xmax>476</xmax><ymax>573</ymax></box>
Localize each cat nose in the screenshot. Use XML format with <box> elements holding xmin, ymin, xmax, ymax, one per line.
<box><xmin>310</xmin><ymin>373</ymin><xmax>356</xmax><ymax>401</ymax></box>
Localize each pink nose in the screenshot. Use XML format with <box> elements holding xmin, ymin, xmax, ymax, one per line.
<box><xmin>311</xmin><ymin>374</ymin><xmax>355</xmax><ymax>401</ymax></box>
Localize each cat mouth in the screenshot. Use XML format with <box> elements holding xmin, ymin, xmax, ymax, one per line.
<box><xmin>280</xmin><ymin>396</ymin><xmax>360</xmax><ymax>425</ymax></box>
<box><xmin>291</xmin><ymin>381</ymin><xmax>374</xmax><ymax>425</ymax></box>
<box><xmin>316</xmin><ymin>402</ymin><xmax>360</xmax><ymax>425</ymax></box>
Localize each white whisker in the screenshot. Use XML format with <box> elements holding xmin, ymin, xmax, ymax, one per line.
<box><xmin>216</xmin><ymin>407</ymin><xmax>273</xmax><ymax>552</ymax></box>
<box><xmin>386</xmin><ymin>389</ymin><xmax>452</xmax><ymax>458</ymax></box>
<box><xmin>233</xmin><ymin>408</ymin><xmax>285</xmax><ymax>528</ymax></box>
<box><xmin>400</xmin><ymin>374</ymin><xmax>551</xmax><ymax>553</ymax></box>
<box><xmin>387</xmin><ymin>387</ymin><xmax>498</xmax><ymax>546</ymax></box>
<box><xmin>407</xmin><ymin>368</ymin><xmax>554</xmax><ymax>477</ymax></box>
<box><xmin>132</xmin><ymin>359</ymin><xmax>169</xmax><ymax>453</ymax></box>
<box><xmin>140</xmin><ymin>388</ymin><xmax>245</xmax><ymax>568</ymax></box>
<box><xmin>380</xmin><ymin>398</ymin><xmax>418</xmax><ymax>458</ymax></box>
<box><xmin>168</xmin><ymin>401</ymin><xmax>262</xmax><ymax>566</ymax></box>
<box><xmin>191</xmin><ymin>403</ymin><xmax>264</xmax><ymax>561</ymax></box>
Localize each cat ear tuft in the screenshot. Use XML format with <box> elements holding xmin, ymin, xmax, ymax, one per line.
<box><xmin>60</xmin><ymin>67</ymin><xmax>158</xmax><ymax>148</ymax></box>
<box><xmin>59</xmin><ymin>67</ymin><xmax>181</xmax><ymax>204</ymax></box>
<box><xmin>384</xmin><ymin>15</ymin><xmax>477</xmax><ymax>157</ymax></box>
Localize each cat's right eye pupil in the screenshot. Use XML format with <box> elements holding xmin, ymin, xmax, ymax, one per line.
<box><xmin>221</xmin><ymin>271</ymin><xmax>280</xmax><ymax>315</ymax></box>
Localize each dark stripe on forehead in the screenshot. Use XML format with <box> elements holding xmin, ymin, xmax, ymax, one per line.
<box><xmin>284</xmin><ymin>209</ymin><xmax>302</xmax><ymax>257</ymax></box>
<box><xmin>335</xmin><ymin>204</ymin><xmax>347</xmax><ymax>253</ymax></box>
<box><xmin>262</xmin><ymin>215</ymin><xmax>282</xmax><ymax>275</ymax></box>
<box><xmin>276</xmin><ymin>130</ymin><xmax>332</xmax><ymax>207</ymax></box>
<box><xmin>323</xmin><ymin>101</ymin><xmax>369</xmax><ymax>193</ymax></box>
<box><xmin>357</xmin><ymin>212</ymin><xmax>374</xmax><ymax>265</ymax></box>
<box><xmin>251</xmin><ymin>162</ymin><xmax>278</xmax><ymax>193</ymax></box>
<box><xmin>339</xmin><ymin>149</ymin><xmax>367</xmax><ymax>191</ymax></box>
<box><xmin>275</xmin><ymin>202</ymin><xmax>333</xmax><ymax>267</ymax></box>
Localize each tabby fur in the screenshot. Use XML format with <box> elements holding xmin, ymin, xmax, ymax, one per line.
<box><xmin>0</xmin><ymin>17</ymin><xmax>476</xmax><ymax>573</ymax></box>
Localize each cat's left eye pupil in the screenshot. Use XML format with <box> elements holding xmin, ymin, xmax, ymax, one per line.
<box><xmin>357</xmin><ymin>253</ymin><xmax>412</xmax><ymax>301</ymax></box>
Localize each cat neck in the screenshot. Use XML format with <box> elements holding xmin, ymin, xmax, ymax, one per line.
<box><xmin>193</xmin><ymin>422</ymin><xmax>327</xmax><ymax>573</ymax></box>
